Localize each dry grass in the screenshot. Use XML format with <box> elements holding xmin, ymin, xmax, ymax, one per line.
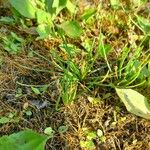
<box><xmin>0</xmin><ymin>0</ymin><xmax>150</xmax><ymax>149</ymax></box>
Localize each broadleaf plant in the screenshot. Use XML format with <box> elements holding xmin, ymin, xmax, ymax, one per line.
<box><xmin>8</xmin><ymin>0</ymin><xmax>37</xmax><ymax>18</ymax></box>
<box><xmin>116</xmin><ymin>88</ymin><xmax>150</xmax><ymax>119</ymax></box>
<box><xmin>8</xmin><ymin>0</ymin><xmax>77</xmax><ymax>39</ymax></box>
<box><xmin>58</xmin><ymin>21</ymin><xmax>83</xmax><ymax>38</ymax></box>
<box><xmin>0</xmin><ymin>130</ymin><xmax>50</xmax><ymax>150</ymax></box>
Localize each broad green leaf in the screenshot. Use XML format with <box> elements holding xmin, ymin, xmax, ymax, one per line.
<box><xmin>59</xmin><ymin>21</ymin><xmax>82</xmax><ymax>38</ymax></box>
<box><xmin>36</xmin><ymin>10</ymin><xmax>52</xmax><ymax>24</ymax></box>
<box><xmin>0</xmin><ymin>130</ymin><xmax>49</xmax><ymax>150</ymax></box>
<box><xmin>46</xmin><ymin>0</ymin><xmax>67</xmax><ymax>19</ymax></box>
<box><xmin>36</xmin><ymin>24</ymin><xmax>51</xmax><ymax>40</ymax></box>
<box><xmin>8</xmin><ymin>0</ymin><xmax>37</xmax><ymax>18</ymax></box>
<box><xmin>116</xmin><ymin>88</ymin><xmax>150</xmax><ymax>119</ymax></box>
<box><xmin>45</xmin><ymin>0</ymin><xmax>55</xmax><ymax>15</ymax></box>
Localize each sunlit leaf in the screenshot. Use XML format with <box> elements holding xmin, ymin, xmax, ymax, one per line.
<box><xmin>66</xmin><ymin>0</ymin><xmax>76</xmax><ymax>13</ymax></box>
<box><xmin>36</xmin><ymin>10</ymin><xmax>52</xmax><ymax>24</ymax></box>
<box><xmin>36</xmin><ymin>24</ymin><xmax>51</xmax><ymax>40</ymax></box>
<box><xmin>81</xmin><ymin>8</ymin><xmax>96</xmax><ymax>20</ymax></box>
<box><xmin>110</xmin><ymin>0</ymin><xmax>120</xmax><ymax>9</ymax></box>
<box><xmin>80</xmin><ymin>140</ymin><xmax>95</xmax><ymax>150</ymax></box>
<box><xmin>116</xmin><ymin>88</ymin><xmax>150</xmax><ymax>119</ymax></box>
<box><xmin>31</xmin><ymin>87</ymin><xmax>41</xmax><ymax>95</ymax></box>
<box><xmin>8</xmin><ymin>0</ymin><xmax>37</xmax><ymax>18</ymax></box>
<box><xmin>59</xmin><ymin>21</ymin><xmax>82</xmax><ymax>38</ymax></box>
<box><xmin>44</xmin><ymin>127</ymin><xmax>55</xmax><ymax>137</ymax></box>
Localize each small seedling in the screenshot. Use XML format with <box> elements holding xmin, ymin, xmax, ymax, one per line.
<box><xmin>44</xmin><ymin>127</ymin><xmax>55</xmax><ymax>138</ymax></box>
<box><xmin>2</xmin><ymin>32</ymin><xmax>24</xmax><ymax>54</ymax></box>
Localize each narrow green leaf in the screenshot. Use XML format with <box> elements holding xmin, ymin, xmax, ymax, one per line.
<box><xmin>81</xmin><ymin>8</ymin><xmax>96</xmax><ymax>20</ymax></box>
<box><xmin>31</xmin><ymin>87</ymin><xmax>41</xmax><ymax>95</ymax></box>
<box><xmin>98</xmin><ymin>34</ymin><xmax>112</xmax><ymax>58</ymax></box>
<box><xmin>137</xmin><ymin>15</ymin><xmax>150</xmax><ymax>33</ymax></box>
<box><xmin>8</xmin><ymin>0</ymin><xmax>37</xmax><ymax>18</ymax></box>
<box><xmin>116</xmin><ymin>88</ymin><xmax>150</xmax><ymax>119</ymax></box>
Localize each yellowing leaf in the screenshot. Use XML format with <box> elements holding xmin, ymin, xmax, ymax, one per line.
<box><xmin>116</xmin><ymin>88</ymin><xmax>150</xmax><ymax>119</ymax></box>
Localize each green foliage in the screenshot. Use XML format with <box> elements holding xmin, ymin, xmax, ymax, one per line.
<box><xmin>8</xmin><ymin>0</ymin><xmax>76</xmax><ymax>39</ymax></box>
<box><xmin>36</xmin><ymin>24</ymin><xmax>52</xmax><ymax>39</ymax></box>
<box><xmin>59</xmin><ymin>21</ymin><xmax>83</xmax><ymax>38</ymax></box>
<box><xmin>116</xmin><ymin>88</ymin><xmax>150</xmax><ymax>119</ymax></box>
<box><xmin>31</xmin><ymin>85</ymin><xmax>49</xmax><ymax>95</ymax></box>
<box><xmin>81</xmin><ymin>8</ymin><xmax>96</xmax><ymax>20</ymax></box>
<box><xmin>110</xmin><ymin>0</ymin><xmax>120</xmax><ymax>9</ymax></box>
<box><xmin>98</xmin><ymin>33</ymin><xmax>112</xmax><ymax>71</ymax></box>
<box><xmin>8</xmin><ymin>0</ymin><xmax>37</xmax><ymax>18</ymax></box>
<box><xmin>118</xmin><ymin>44</ymin><xmax>149</xmax><ymax>86</ymax></box>
<box><xmin>0</xmin><ymin>17</ymin><xmax>15</xmax><ymax>24</ymax></box>
<box><xmin>0</xmin><ymin>113</ymin><xmax>19</xmax><ymax>124</ymax></box>
<box><xmin>136</xmin><ymin>15</ymin><xmax>150</xmax><ymax>34</ymax></box>
<box><xmin>44</xmin><ymin>127</ymin><xmax>55</xmax><ymax>137</ymax></box>
<box><xmin>61</xmin><ymin>70</ymin><xmax>78</xmax><ymax>104</ymax></box>
<box><xmin>0</xmin><ymin>130</ymin><xmax>50</xmax><ymax>150</ymax></box>
<box><xmin>80</xmin><ymin>128</ymin><xmax>105</xmax><ymax>150</ymax></box>
<box><xmin>58</xmin><ymin>125</ymin><xmax>68</xmax><ymax>134</ymax></box>
<box><xmin>2</xmin><ymin>32</ymin><xmax>24</xmax><ymax>55</ymax></box>
<box><xmin>31</xmin><ymin>87</ymin><xmax>41</xmax><ymax>95</ymax></box>
<box><xmin>80</xmin><ymin>140</ymin><xmax>96</xmax><ymax>150</ymax></box>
